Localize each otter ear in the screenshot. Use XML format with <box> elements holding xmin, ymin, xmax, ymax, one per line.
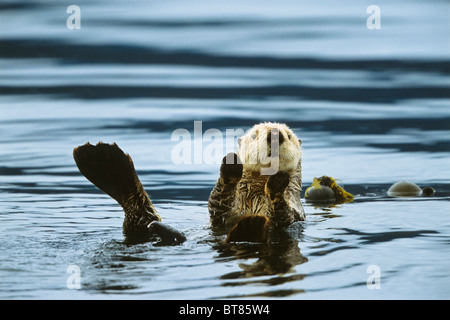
<box><xmin>298</xmin><ymin>139</ymin><xmax>302</xmax><ymax>146</ymax></box>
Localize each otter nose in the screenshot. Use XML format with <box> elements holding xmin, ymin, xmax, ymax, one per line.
<box><xmin>267</xmin><ymin>130</ymin><xmax>284</xmax><ymax>146</ymax></box>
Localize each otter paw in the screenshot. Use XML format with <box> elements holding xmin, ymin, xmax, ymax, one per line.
<box><xmin>220</xmin><ymin>153</ymin><xmax>243</xmax><ymax>181</ymax></box>
<box><xmin>266</xmin><ymin>171</ymin><xmax>290</xmax><ymax>198</ymax></box>
<box><xmin>226</xmin><ymin>215</ymin><xmax>269</xmax><ymax>243</ymax></box>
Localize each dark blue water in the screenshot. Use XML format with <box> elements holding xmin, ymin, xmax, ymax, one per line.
<box><xmin>0</xmin><ymin>0</ymin><xmax>449</xmax><ymax>299</ymax></box>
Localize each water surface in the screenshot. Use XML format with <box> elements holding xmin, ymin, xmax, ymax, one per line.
<box><xmin>0</xmin><ymin>0</ymin><xmax>449</xmax><ymax>299</ymax></box>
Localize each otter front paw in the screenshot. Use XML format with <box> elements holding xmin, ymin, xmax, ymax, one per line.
<box><xmin>220</xmin><ymin>153</ymin><xmax>243</xmax><ymax>183</ymax></box>
<box><xmin>266</xmin><ymin>171</ymin><xmax>290</xmax><ymax>200</ymax></box>
<box><xmin>226</xmin><ymin>215</ymin><xmax>269</xmax><ymax>243</ymax></box>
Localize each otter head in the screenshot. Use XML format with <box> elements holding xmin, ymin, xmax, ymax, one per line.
<box><xmin>237</xmin><ymin>122</ymin><xmax>301</xmax><ymax>174</ymax></box>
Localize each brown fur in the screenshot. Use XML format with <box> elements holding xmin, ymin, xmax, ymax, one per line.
<box><xmin>209</xmin><ymin>123</ymin><xmax>305</xmax><ymax>242</ymax></box>
<box><xmin>73</xmin><ymin>142</ymin><xmax>161</xmax><ymax>240</ymax></box>
<box><xmin>226</xmin><ymin>215</ymin><xmax>270</xmax><ymax>243</ymax></box>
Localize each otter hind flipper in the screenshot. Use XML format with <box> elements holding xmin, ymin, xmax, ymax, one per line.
<box><xmin>73</xmin><ymin>142</ymin><xmax>160</xmax><ymax>237</ymax></box>
<box><xmin>226</xmin><ymin>216</ymin><xmax>269</xmax><ymax>243</ymax></box>
<box><xmin>73</xmin><ymin>142</ymin><xmax>138</xmax><ymax>205</ymax></box>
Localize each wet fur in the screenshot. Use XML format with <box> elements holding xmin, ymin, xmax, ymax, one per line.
<box><xmin>73</xmin><ymin>142</ymin><xmax>161</xmax><ymax>241</ymax></box>
<box><xmin>209</xmin><ymin>123</ymin><xmax>305</xmax><ymax>242</ymax></box>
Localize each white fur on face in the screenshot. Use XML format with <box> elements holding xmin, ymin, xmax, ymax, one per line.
<box><xmin>237</xmin><ymin>122</ymin><xmax>301</xmax><ymax>173</ymax></box>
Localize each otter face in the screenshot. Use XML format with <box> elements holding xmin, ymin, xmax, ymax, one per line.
<box><xmin>237</xmin><ymin>122</ymin><xmax>301</xmax><ymax>174</ymax></box>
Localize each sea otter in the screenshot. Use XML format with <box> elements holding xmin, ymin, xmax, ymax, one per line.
<box><xmin>208</xmin><ymin>122</ymin><xmax>305</xmax><ymax>243</ymax></box>
<box><xmin>73</xmin><ymin>142</ymin><xmax>186</xmax><ymax>245</ymax></box>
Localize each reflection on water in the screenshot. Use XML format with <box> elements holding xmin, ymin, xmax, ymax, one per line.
<box><xmin>219</xmin><ymin>240</ymin><xmax>308</xmax><ymax>298</ymax></box>
<box><xmin>217</xmin><ymin>234</ymin><xmax>307</xmax><ymax>279</ymax></box>
<box><xmin>0</xmin><ymin>0</ymin><xmax>449</xmax><ymax>299</ymax></box>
